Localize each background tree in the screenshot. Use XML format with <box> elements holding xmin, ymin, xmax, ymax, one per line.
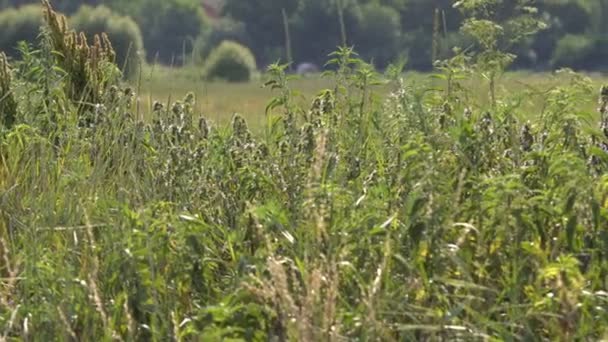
<box><xmin>0</xmin><ymin>0</ymin><xmax>607</xmax><ymax>72</ymax></box>
<box><xmin>223</xmin><ymin>0</ymin><xmax>299</xmax><ymax>66</ymax></box>
<box><xmin>290</xmin><ymin>0</ymin><xmax>360</xmax><ymax>67</ymax></box>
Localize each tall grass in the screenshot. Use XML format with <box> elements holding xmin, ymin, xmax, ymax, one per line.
<box><xmin>0</xmin><ymin>2</ymin><xmax>607</xmax><ymax>341</ymax></box>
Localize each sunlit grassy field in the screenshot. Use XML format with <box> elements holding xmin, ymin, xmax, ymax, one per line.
<box><xmin>139</xmin><ymin>64</ymin><xmax>608</xmax><ymax>129</ymax></box>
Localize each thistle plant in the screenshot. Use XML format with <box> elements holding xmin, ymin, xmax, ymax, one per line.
<box><xmin>453</xmin><ymin>0</ymin><xmax>546</xmax><ymax>108</ymax></box>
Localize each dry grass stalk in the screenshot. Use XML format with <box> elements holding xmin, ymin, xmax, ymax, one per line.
<box><xmin>247</xmin><ymin>255</ymin><xmax>342</xmax><ymax>341</ymax></box>
<box><xmin>0</xmin><ymin>237</ymin><xmax>19</xmax><ymax>309</ymax></box>
<box><xmin>83</xmin><ymin>210</ymin><xmax>122</xmax><ymax>341</ymax></box>
<box><xmin>57</xmin><ymin>306</ymin><xmax>78</xmax><ymax>340</ymax></box>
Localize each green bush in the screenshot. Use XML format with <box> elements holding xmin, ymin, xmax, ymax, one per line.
<box><xmin>0</xmin><ymin>5</ymin><xmax>43</xmax><ymax>58</ymax></box>
<box><xmin>70</xmin><ymin>5</ymin><xmax>144</xmax><ymax>79</ymax></box>
<box><xmin>551</xmin><ymin>34</ymin><xmax>595</xmax><ymax>70</ymax></box>
<box><xmin>202</xmin><ymin>41</ymin><xmax>256</xmax><ymax>82</ymax></box>
<box><xmin>193</xmin><ymin>18</ymin><xmax>250</xmax><ymax>64</ymax></box>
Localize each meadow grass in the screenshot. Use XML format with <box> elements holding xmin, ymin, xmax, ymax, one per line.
<box><xmin>0</xmin><ymin>4</ymin><xmax>608</xmax><ymax>341</ymax></box>
<box><xmin>140</xmin><ymin>64</ymin><xmax>608</xmax><ymax>130</ymax></box>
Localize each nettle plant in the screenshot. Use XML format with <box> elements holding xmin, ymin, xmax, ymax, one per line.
<box><xmin>452</xmin><ymin>0</ymin><xmax>546</xmax><ymax>108</ymax></box>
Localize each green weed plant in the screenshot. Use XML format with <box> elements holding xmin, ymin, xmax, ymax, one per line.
<box><xmin>0</xmin><ymin>1</ymin><xmax>606</xmax><ymax>340</ymax></box>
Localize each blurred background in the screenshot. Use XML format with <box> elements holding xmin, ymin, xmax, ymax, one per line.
<box><xmin>0</xmin><ymin>0</ymin><xmax>606</xmax><ymax>79</ymax></box>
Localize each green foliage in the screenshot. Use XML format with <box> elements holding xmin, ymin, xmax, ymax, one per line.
<box><xmin>517</xmin><ymin>1</ymin><xmax>590</xmax><ymax>69</ymax></box>
<box><xmin>551</xmin><ymin>34</ymin><xmax>608</xmax><ymax>71</ymax></box>
<box><xmin>0</xmin><ymin>0</ymin><xmax>209</xmax><ymax>64</ymax></box>
<box><xmin>202</xmin><ymin>40</ymin><xmax>257</xmax><ymax>82</ymax></box>
<box><xmin>0</xmin><ymin>0</ymin><xmax>606</xmax><ymax>71</ymax></box>
<box><xmin>43</xmin><ymin>0</ymin><xmax>120</xmax><ymax>108</ymax></box>
<box><xmin>2</xmin><ymin>2</ymin><xmax>608</xmax><ymax>339</ymax></box>
<box><xmin>551</xmin><ymin>34</ymin><xmax>595</xmax><ymax>70</ymax></box>
<box><xmin>70</xmin><ymin>5</ymin><xmax>144</xmax><ymax>79</ymax></box>
<box><xmin>542</xmin><ymin>1</ymin><xmax>590</xmax><ymax>35</ymax></box>
<box><xmin>454</xmin><ymin>0</ymin><xmax>546</xmax><ymax>106</ymax></box>
<box><xmin>353</xmin><ymin>3</ymin><xmax>402</xmax><ymax>68</ymax></box>
<box><xmin>223</xmin><ymin>0</ymin><xmax>299</xmax><ymax>65</ymax></box>
<box><xmin>133</xmin><ymin>0</ymin><xmax>210</xmax><ymax>64</ymax></box>
<box><xmin>290</xmin><ymin>0</ymin><xmax>360</xmax><ymax>67</ymax></box>
<box><xmin>192</xmin><ymin>17</ymin><xmax>250</xmax><ymax>63</ymax></box>
<box><xmin>0</xmin><ymin>4</ymin><xmax>43</xmax><ymax>58</ymax></box>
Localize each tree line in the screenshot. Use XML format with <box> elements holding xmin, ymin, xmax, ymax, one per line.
<box><xmin>0</xmin><ymin>0</ymin><xmax>607</xmax><ymax>72</ymax></box>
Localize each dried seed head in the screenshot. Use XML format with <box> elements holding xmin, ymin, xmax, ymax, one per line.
<box><xmin>347</xmin><ymin>157</ymin><xmax>361</xmax><ymax>180</ymax></box>
<box><xmin>198</xmin><ymin>117</ymin><xmax>209</xmax><ymax>139</ymax></box>
<box><xmin>601</xmin><ymin>117</ymin><xmax>608</xmax><ymax>139</ymax></box>
<box><xmin>184</xmin><ymin>92</ymin><xmax>195</xmax><ymax>106</ymax></box>
<box><xmin>477</xmin><ymin>111</ymin><xmax>494</xmax><ymax>135</ymax></box>
<box><xmin>172</xmin><ymin>101</ymin><xmax>184</xmax><ymax>116</ymax></box>
<box><xmin>232</xmin><ymin>114</ymin><xmax>251</xmax><ymax>141</ymax></box>
<box><xmin>299</xmin><ymin>123</ymin><xmax>315</xmax><ymax>156</ymax></box>
<box><xmin>520</xmin><ymin>122</ymin><xmax>533</xmax><ymax>152</ymax></box>
<box><xmin>279</xmin><ymin>140</ymin><xmax>289</xmax><ymax>155</ymax></box>
<box><xmin>107</xmin><ymin>85</ymin><xmax>119</xmax><ymax>102</ymax></box>
<box><xmin>308</xmin><ymin>90</ymin><xmax>334</xmax><ymax>128</ymax></box>
<box><xmin>601</xmin><ymin>85</ymin><xmax>608</xmax><ymax>97</ymax></box>
<box><xmin>153</xmin><ymin>101</ymin><xmax>164</xmax><ymax>112</ymax></box>
<box><xmin>257</xmin><ymin>143</ymin><xmax>269</xmax><ymax>159</ymax></box>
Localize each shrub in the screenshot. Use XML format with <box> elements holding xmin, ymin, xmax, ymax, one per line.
<box><xmin>70</xmin><ymin>5</ymin><xmax>144</xmax><ymax>79</ymax></box>
<box><xmin>0</xmin><ymin>5</ymin><xmax>44</xmax><ymax>58</ymax></box>
<box><xmin>202</xmin><ymin>41</ymin><xmax>256</xmax><ymax>82</ymax></box>
<box><xmin>193</xmin><ymin>18</ymin><xmax>250</xmax><ymax>64</ymax></box>
<box><xmin>551</xmin><ymin>34</ymin><xmax>595</xmax><ymax>70</ymax></box>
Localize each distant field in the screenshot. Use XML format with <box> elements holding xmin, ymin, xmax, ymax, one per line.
<box><xmin>138</xmin><ymin>64</ymin><xmax>335</xmax><ymax>129</ymax></box>
<box><xmin>137</xmin><ymin>65</ymin><xmax>608</xmax><ymax>130</ymax></box>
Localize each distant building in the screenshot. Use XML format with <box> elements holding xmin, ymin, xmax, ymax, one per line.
<box><xmin>202</xmin><ymin>0</ymin><xmax>224</xmax><ymax>20</ymax></box>
<box><xmin>296</xmin><ymin>63</ymin><xmax>320</xmax><ymax>76</ymax></box>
